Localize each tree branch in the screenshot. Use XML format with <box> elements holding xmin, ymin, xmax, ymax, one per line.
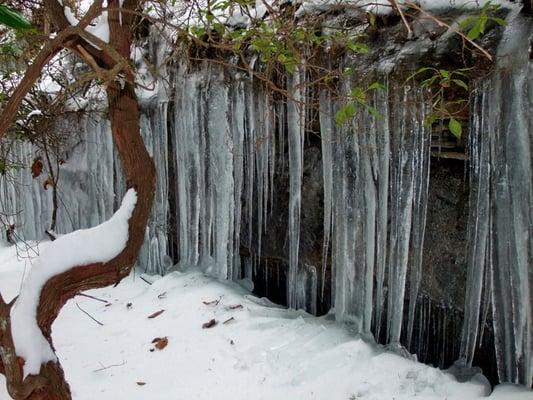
<box><xmin>0</xmin><ymin>29</ymin><xmax>74</xmax><ymax>139</ymax></box>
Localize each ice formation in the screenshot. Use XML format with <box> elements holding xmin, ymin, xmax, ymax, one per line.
<box><xmin>0</xmin><ymin>2</ymin><xmax>531</xmax><ymax>388</ymax></box>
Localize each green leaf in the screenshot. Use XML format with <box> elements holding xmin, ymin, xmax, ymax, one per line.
<box><xmin>452</xmin><ymin>79</ymin><xmax>469</xmax><ymax>91</ymax></box>
<box><xmin>346</xmin><ymin>42</ymin><xmax>369</xmax><ymax>54</ymax></box>
<box><xmin>0</xmin><ymin>5</ymin><xmax>32</xmax><ymax>30</ymax></box>
<box><xmin>467</xmin><ymin>19</ymin><xmax>483</xmax><ymax>40</ymax></box>
<box><xmin>449</xmin><ymin>118</ymin><xmax>462</xmax><ymax>138</ymax></box>
<box><xmin>460</xmin><ymin>16</ymin><xmax>476</xmax><ymax>30</ymax></box>
<box><xmin>367</xmin><ymin>81</ymin><xmax>385</xmax><ymax>91</ymax></box>
<box><xmin>406</xmin><ymin>67</ymin><xmax>436</xmax><ymax>82</ymax></box>
<box><xmin>479</xmin><ymin>14</ymin><xmax>488</xmax><ymax>34</ymax></box>
<box><xmin>213</xmin><ymin>22</ymin><xmax>225</xmax><ymax>35</ymax></box>
<box><xmin>335</xmin><ymin>103</ymin><xmax>357</xmax><ymax>125</ymax></box>
<box><xmin>351</xmin><ymin>87</ymin><xmax>366</xmax><ymax>103</ymax></box>
<box><xmin>420</xmin><ymin>75</ymin><xmax>438</xmax><ymax>88</ymax></box>
<box><xmin>424</xmin><ymin>114</ymin><xmax>437</xmax><ymax>128</ymax></box>
<box><xmin>439</xmin><ymin>69</ymin><xmax>450</xmax><ymax>79</ymax></box>
<box><xmin>491</xmin><ymin>17</ymin><xmax>507</xmax><ymax>26</ymax></box>
<box><xmin>367</xmin><ymin>106</ymin><xmax>382</xmax><ymax>119</ymax></box>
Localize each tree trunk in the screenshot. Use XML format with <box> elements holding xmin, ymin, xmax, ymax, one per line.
<box><xmin>0</xmin><ymin>1</ymin><xmax>155</xmax><ymax>398</ymax></box>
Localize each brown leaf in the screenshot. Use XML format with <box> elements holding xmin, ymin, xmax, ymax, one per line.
<box><xmin>202</xmin><ymin>319</ymin><xmax>218</xmax><ymax>329</ymax></box>
<box><xmin>151</xmin><ymin>337</ymin><xmax>168</xmax><ymax>350</ymax></box>
<box><xmin>147</xmin><ymin>309</ymin><xmax>165</xmax><ymax>319</ymax></box>
<box><xmin>228</xmin><ymin>304</ymin><xmax>243</xmax><ymax>310</ymax></box>
<box><xmin>43</xmin><ymin>176</ymin><xmax>54</xmax><ymax>190</ymax></box>
<box><xmin>31</xmin><ymin>158</ymin><xmax>43</xmax><ymax>179</ymax></box>
<box><xmin>136</xmin><ymin>382</ymin><xmax>146</xmax><ymax>386</ymax></box>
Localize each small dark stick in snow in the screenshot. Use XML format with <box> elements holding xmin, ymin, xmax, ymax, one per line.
<box><xmin>78</xmin><ymin>293</ymin><xmax>109</xmax><ymax>304</ymax></box>
<box><xmin>139</xmin><ymin>276</ymin><xmax>152</xmax><ymax>285</ymax></box>
<box><xmin>202</xmin><ymin>319</ymin><xmax>218</xmax><ymax>329</ymax></box>
<box><xmin>147</xmin><ymin>309</ymin><xmax>165</xmax><ymax>319</ymax></box>
<box><xmin>6</xmin><ymin>224</ymin><xmax>15</xmax><ymax>244</ymax></box>
<box><xmin>76</xmin><ymin>302</ymin><xmax>104</xmax><ymax>326</ymax></box>
<box><xmin>202</xmin><ymin>296</ymin><xmax>222</xmax><ymax>306</ymax></box>
<box><xmin>93</xmin><ymin>360</ymin><xmax>126</xmax><ymax>372</ymax></box>
<box><xmin>44</xmin><ymin>229</ymin><xmax>57</xmax><ymax>241</ymax></box>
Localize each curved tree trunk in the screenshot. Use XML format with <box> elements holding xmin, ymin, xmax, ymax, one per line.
<box><xmin>0</xmin><ymin>77</ymin><xmax>155</xmax><ymax>400</ymax></box>
<box><xmin>0</xmin><ymin>1</ymin><xmax>156</xmax><ymax>399</ymax></box>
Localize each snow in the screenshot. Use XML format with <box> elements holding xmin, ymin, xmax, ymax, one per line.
<box><xmin>9</xmin><ymin>189</ymin><xmax>137</xmax><ymax>378</ymax></box>
<box><xmin>294</xmin><ymin>0</ymin><xmax>516</xmax><ymax>18</ymax></box>
<box><xmin>64</xmin><ymin>5</ymin><xmax>110</xmax><ymax>45</ymax></box>
<box><xmin>26</xmin><ymin>110</ymin><xmax>43</xmax><ymax>118</ymax></box>
<box><xmin>153</xmin><ymin>0</ymin><xmax>518</xmax><ymax>27</ymax></box>
<box><xmin>0</xmin><ymin>247</ymin><xmax>531</xmax><ymax>399</ymax></box>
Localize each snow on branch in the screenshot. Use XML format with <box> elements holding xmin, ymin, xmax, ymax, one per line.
<box><xmin>9</xmin><ymin>189</ymin><xmax>137</xmax><ymax>378</ymax></box>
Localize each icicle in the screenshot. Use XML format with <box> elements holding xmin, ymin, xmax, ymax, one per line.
<box><xmin>286</xmin><ymin>67</ymin><xmax>305</xmax><ymax>309</ymax></box>
<box><xmin>245</xmin><ymin>82</ymin><xmax>256</xmax><ymax>251</ymax></box>
<box><xmin>174</xmin><ymin>63</ymin><xmax>201</xmax><ymax>267</ymax></box>
<box><xmin>318</xmin><ymin>90</ymin><xmax>333</xmax><ymax>301</ymax></box>
<box><xmin>373</xmin><ymin>82</ymin><xmax>390</xmax><ymax>340</ymax></box>
<box><xmin>206</xmin><ymin>66</ymin><xmax>234</xmax><ymax>280</ymax></box>
<box><xmin>459</xmin><ymin>83</ymin><xmax>491</xmax><ymax>367</ymax></box>
<box><xmin>460</xmin><ymin>15</ymin><xmax>532</xmax><ymax>385</ymax></box>
<box><xmin>386</xmin><ymin>84</ymin><xmax>430</xmax><ymax>345</ymax></box>
<box><xmin>231</xmin><ymin>76</ymin><xmax>246</xmax><ymax>280</ymax></box>
<box><xmin>406</xmin><ymin>90</ymin><xmax>431</xmax><ymax>348</ymax></box>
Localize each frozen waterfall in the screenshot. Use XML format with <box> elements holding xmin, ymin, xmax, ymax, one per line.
<box><xmin>0</xmin><ymin>13</ymin><xmax>531</xmax><ymax>388</ymax></box>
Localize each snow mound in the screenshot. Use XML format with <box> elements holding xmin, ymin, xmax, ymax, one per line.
<box><xmin>9</xmin><ymin>189</ymin><xmax>137</xmax><ymax>378</ymax></box>
<box><xmin>0</xmin><ymin>259</ymin><xmax>531</xmax><ymax>398</ymax></box>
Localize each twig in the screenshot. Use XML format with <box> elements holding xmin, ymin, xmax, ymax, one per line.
<box><xmin>76</xmin><ymin>302</ymin><xmax>104</xmax><ymax>326</ymax></box>
<box><xmin>139</xmin><ymin>276</ymin><xmax>152</xmax><ymax>285</ymax></box>
<box><xmin>93</xmin><ymin>360</ymin><xmax>126</xmax><ymax>372</ymax></box>
<box><xmin>77</xmin><ymin>293</ymin><xmax>109</xmax><ymax>304</ymax></box>
<box><xmin>389</xmin><ymin>0</ymin><xmax>413</xmax><ymax>39</ymax></box>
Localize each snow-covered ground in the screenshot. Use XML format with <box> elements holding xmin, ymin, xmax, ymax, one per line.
<box><xmin>0</xmin><ymin>243</ymin><xmax>531</xmax><ymax>400</ymax></box>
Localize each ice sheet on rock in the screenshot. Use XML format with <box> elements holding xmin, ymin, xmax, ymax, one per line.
<box><xmin>10</xmin><ymin>189</ymin><xmax>136</xmax><ymax>378</ymax></box>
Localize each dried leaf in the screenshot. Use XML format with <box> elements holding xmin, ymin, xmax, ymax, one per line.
<box><xmin>136</xmin><ymin>382</ymin><xmax>146</xmax><ymax>386</ymax></box>
<box><xmin>147</xmin><ymin>309</ymin><xmax>165</xmax><ymax>319</ymax></box>
<box><xmin>43</xmin><ymin>176</ymin><xmax>54</xmax><ymax>190</ymax></box>
<box><xmin>151</xmin><ymin>337</ymin><xmax>168</xmax><ymax>350</ymax></box>
<box><xmin>228</xmin><ymin>304</ymin><xmax>243</xmax><ymax>310</ymax></box>
<box><xmin>202</xmin><ymin>319</ymin><xmax>218</xmax><ymax>329</ymax></box>
<box><xmin>31</xmin><ymin>158</ymin><xmax>43</xmax><ymax>178</ymax></box>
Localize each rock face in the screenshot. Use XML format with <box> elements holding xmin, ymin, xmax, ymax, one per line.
<box><xmin>1</xmin><ymin>6</ymin><xmax>531</xmax><ymax>388</ymax></box>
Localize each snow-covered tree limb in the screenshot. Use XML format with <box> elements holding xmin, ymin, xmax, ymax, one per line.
<box><xmin>0</xmin><ymin>1</ymin><xmax>156</xmax><ymax>399</ymax></box>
